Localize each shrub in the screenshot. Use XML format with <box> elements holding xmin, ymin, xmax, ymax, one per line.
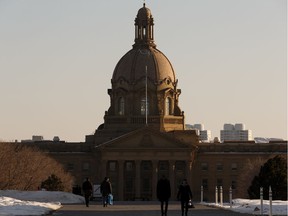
<box><xmin>41</xmin><ymin>174</ymin><xmax>64</xmax><ymax>191</ymax></box>
<box><xmin>248</xmin><ymin>155</ymin><xmax>287</xmax><ymax>200</ymax></box>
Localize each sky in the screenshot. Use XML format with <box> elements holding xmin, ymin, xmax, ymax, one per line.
<box><xmin>0</xmin><ymin>190</ymin><xmax>287</xmax><ymax>215</ymax></box>
<box><xmin>0</xmin><ymin>0</ymin><xmax>287</xmax><ymax>142</ymax></box>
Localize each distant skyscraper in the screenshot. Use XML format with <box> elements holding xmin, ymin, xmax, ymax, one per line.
<box><xmin>186</xmin><ymin>124</ymin><xmax>212</xmax><ymax>142</ymax></box>
<box><xmin>220</xmin><ymin>123</ymin><xmax>253</xmax><ymax>142</ymax></box>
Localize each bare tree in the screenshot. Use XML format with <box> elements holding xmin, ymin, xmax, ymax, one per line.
<box><xmin>0</xmin><ymin>142</ymin><xmax>74</xmax><ymax>191</ymax></box>
<box><xmin>237</xmin><ymin>157</ymin><xmax>266</xmax><ymax>198</ymax></box>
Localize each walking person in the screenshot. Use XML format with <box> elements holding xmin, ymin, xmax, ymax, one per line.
<box><xmin>82</xmin><ymin>177</ymin><xmax>93</xmax><ymax>207</ymax></box>
<box><xmin>177</xmin><ymin>179</ymin><xmax>193</xmax><ymax>216</ymax></box>
<box><xmin>157</xmin><ymin>175</ymin><xmax>171</xmax><ymax>216</ymax></box>
<box><xmin>100</xmin><ymin>177</ymin><xmax>112</xmax><ymax>207</ymax></box>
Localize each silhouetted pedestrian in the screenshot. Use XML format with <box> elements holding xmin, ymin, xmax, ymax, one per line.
<box><xmin>82</xmin><ymin>177</ymin><xmax>93</xmax><ymax>207</ymax></box>
<box><xmin>177</xmin><ymin>179</ymin><xmax>193</xmax><ymax>216</ymax></box>
<box><xmin>100</xmin><ymin>177</ymin><xmax>112</xmax><ymax>207</ymax></box>
<box><xmin>157</xmin><ymin>175</ymin><xmax>171</xmax><ymax>216</ymax></box>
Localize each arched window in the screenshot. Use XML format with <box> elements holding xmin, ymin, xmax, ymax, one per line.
<box><xmin>165</xmin><ymin>97</ymin><xmax>172</xmax><ymax>115</ymax></box>
<box><xmin>118</xmin><ymin>97</ymin><xmax>125</xmax><ymax>115</ymax></box>
<box><xmin>141</xmin><ymin>96</ymin><xmax>149</xmax><ymax>115</ymax></box>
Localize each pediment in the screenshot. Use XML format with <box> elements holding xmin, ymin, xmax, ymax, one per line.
<box><xmin>97</xmin><ymin>127</ymin><xmax>195</xmax><ymax>150</ymax></box>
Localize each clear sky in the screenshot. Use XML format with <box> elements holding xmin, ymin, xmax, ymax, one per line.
<box><xmin>0</xmin><ymin>0</ymin><xmax>287</xmax><ymax>142</ymax></box>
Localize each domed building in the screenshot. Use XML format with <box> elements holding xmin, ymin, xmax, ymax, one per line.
<box><xmin>83</xmin><ymin>4</ymin><xmax>285</xmax><ymax>201</ymax></box>
<box><xmin>85</xmin><ymin>3</ymin><xmax>199</xmax><ymax>200</ymax></box>
<box><xmin>17</xmin><ymin>4</ymin><xmax>286</xmax><ymax>202</ymax></box>
<box><xmin>86</xmin><ymin>3</ymin><xmax>185</xmax><ymax>145</ymax></box>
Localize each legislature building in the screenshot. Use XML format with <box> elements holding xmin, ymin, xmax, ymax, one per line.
<box><xmin>22</xmin><ymin>4</ymin><xmax>286</xmax><ymax>201</ymax></box>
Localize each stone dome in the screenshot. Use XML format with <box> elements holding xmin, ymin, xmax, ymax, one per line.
<box><xmin>111</xmin><ymin>4</ymin><xmax>176</xmax><ymax>86</ymax></box>
<box><xmin>137</xmin><ymin>3</ymin><xmax>152</xmax><ymax>20</ymax></box>
<box><xmin>112</xmin><ymin>47</ymin><xmax>176</xmax><ymax>85</ymax></box>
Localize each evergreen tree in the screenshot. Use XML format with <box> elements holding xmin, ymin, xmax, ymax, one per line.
<box><xmin>248</xmin><ymin>155</ymin><xmax>287</xmax><ymax>200</ymax></box>
<box><xmin>41</xmin><ymin>174</ymin><xmax>64</xmax><ymax>191</ymax></box>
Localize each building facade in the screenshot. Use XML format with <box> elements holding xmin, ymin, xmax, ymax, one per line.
<box><xmin>17</xmin><ymin>4</ymin><xmax>286</xmax><ymax>201</ymax></box>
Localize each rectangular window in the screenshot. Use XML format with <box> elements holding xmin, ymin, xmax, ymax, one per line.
<box><xmin>82</xmin><ymin>162</ymin><xmax>90</xmax><ymax>171</ymax></box>
<box><xmin>231</xmin><ymin>163</ymin><xmax>237</xmax><ymax>171</ymax></box>
<box><xmin>125</xmin><ymin>161</ymin><xmax>134</xmax><ymax>171</ymax></box>
<box><xmin>202</xmin><ymin>179</ymin><xmax>208</xmax><ymax>190</ymax></box>
<box><xmin>141</xmin><ymin>161</ymin><xmax>152</xmax><ymax>170</ymax></box>
<box><xmin>67</xmin><ymin>163</ymin><xmax>74</xmax><ymax>171</ymax></box>
<box><xmin>201</xmin><ymin>162</ymin><xmax>208</xmax><ymax>171</ymax></box>
<box><xmin>232</xmin><ymin>180</ymin><xmax>237</xmax><ymax>189</ymax></box>
<box><xmin>217</xmin><ymin>179</ymin><xmax>223</xmax><ymax>187</ymax></box>
<box><xmin>158</xmin><ymin>161</ymin><xmax>169</xmax><ymax>171</ymax></box>
<box><xmin>125</xmin><ymin>177</ymin><xmax>133</xmax><ymax>192</ymax></box>
<box><xmin>142</xmin><ymin>177</ymin><xmax>150</xmax><ymax>192</ymax></box>
<box><xmin>216</xmin><ymin>163</ymin><xmax>223</xmax><ymax>171</ymax></box>
<box><xmin>109</xmin><ymin>161</ymin><xmax>116</xmax><ymax>172</ymax></box>
<box><xmin>141</xmin><ymin>98</ymin><xmax>149</xmax><ymax>115</ymax></box>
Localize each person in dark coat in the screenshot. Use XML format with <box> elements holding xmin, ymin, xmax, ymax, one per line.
<box><xmin>82</xmin><ymin>177</ymin><xmax>93</xmax><ymax>207</ymax></box>
<box><xmin>157</xmin><ymin>175</ymin><xmax>171</xmax><ymax>216</ymax></box>
<box><xmin>100</xmin><ymin>177</ymin><xmax>112</xmax><ymax>207</ymax></box>
<box><xmin>177</xmin><ymin>179</ymin><xmax>193</xmax><ymax>216</ymax></box>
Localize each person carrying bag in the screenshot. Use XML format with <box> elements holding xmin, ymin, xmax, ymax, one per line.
<box><xmin>177</xmin><ymin>179</ymin><xmax>193</xmax><ymax>216</ymax></box>
<box><xmin>100</xmin><ymin>177</ymin><xmax>112</xmax><ymax>207</ymax></box>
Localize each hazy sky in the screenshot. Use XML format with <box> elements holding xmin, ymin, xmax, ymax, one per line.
<box><xmin>0</xmin><ymin>0</ymin><xmax>287</xmax><ymax>142</ymax></box>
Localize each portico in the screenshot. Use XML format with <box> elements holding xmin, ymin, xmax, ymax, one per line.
<box><xmin>95</xmin><ymin>127</ymin><xmax>198</xmax><ymax>201</ymax></box>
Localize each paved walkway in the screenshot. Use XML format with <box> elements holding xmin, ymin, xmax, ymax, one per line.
<box><xmin>51</xmin><ymin>201</ymin><xmax>253</xmax><ymax>216</ymax></box>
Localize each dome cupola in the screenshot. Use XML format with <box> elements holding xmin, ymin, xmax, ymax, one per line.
<box><xmin>134</xmin><ymin>3</ymin><xmax>156</xmax><ymax>48</ymax></box>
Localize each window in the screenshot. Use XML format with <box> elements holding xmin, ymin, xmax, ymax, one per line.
<box><xmin>216</xmin><ymin>163</ymin><xmax>223</xmax><ymax>171</ymax></box>
<box><xmin>201</xmin><ymin>162</ymin><xmax>208</xmax><ymax>171</ymax></box>
<box><xmin>202</xmin><ymin>179</ymin><xmax>208</xmax><ymax>190</ymax></box>
<box><xmin>143</xmin><ymin>27</ymin><xmax>146</xmax><ymax>37</ymax></box>
<box><xmin>125</xmin><ymin>177</ymin><xmax>134</xmax><ymax>192</ymax></box>
<box><xmin>175</xmin><ymin>161</ymin><xmax>186</xmax><ymax>185</ymax></box>
<box><xmin>118</xmin><ymin>97</ymin><xmax>125</xmax><ymax>115</ymax></box>
<box><xmin>231</xmin><ymin>163</ymin><xmax>237</xmax><ymax>171</ymax></box>
<box><xmin>217</xmin><ymin>179</ymin><xmax>223</xmax><ymax>187</ymax></box>
<box><xmin>175</xmin><ymin>161</ymin><xmax>185</xmax><ymax>171</ymax></box>
<box><xmin>82</xmin><ymin>162</ymin><xmax>90</xmax><ymax>171</ymax></box>
<box><xmin>140</xmin><ymin>96</ymin><xmax>149</xmax><ymax>115</ymax></box>
<box><xmin>158</xmin><ymin>161</ymin><xmax>169</xmax><ymax>171</ymax></box>
<box><xmin>125</xmin><ymin>161</ymin><xmax>134</xmax><ymax>172</ymax></box>
<box><xmin>67</xmin><ymin>163</ymin><xmax>74</xmax><ymax>171</ymax></box>
<box><xmin>158</xmin><ymin>161</ymin><xmax>169</xmax><ymax>179</ymax></box>
<box><xmin>108</xmin><ymin>161</ymin><xmax>117</xmax><ymax>172</ymax></box>
<box><xmin>141</xmin><ymin>161</ymin><xmax>152</xmax><ymax>196</ymax></box>
<box><xmin>141</xmin><ymin>161</ymin><xmax>152</xmax><ymax>171</ymax></box>
<box><xmin>165</xmin><ymin>97</ymin><xmax>172</xmax><ymax>115</ymax></box>
<box><xmin>231</xmin><ymin>180</ymin><xmax>237</xmax><ymax>189</ymax></box>
<box><xmin>142</xmin><ymin>178</ymin><xmax>150</xmax><ymax>192</ymax></box>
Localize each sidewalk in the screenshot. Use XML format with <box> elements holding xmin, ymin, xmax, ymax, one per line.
<box><xmin>52</xmin><ymin>201</ymin><xmax>254</xmax><ymax>216</ymax></box>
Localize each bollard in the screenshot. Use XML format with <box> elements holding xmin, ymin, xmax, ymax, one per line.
<box><xmin>269</xmin><ymin>186</ymin><xmax>272</xmax><ymax>216</ymax></box>
<box><xmin>229</xmin><ymin>186</ymin><xmax>232</xmax><ymax>208</ymax></box>
<box><xmin>260</xmin><ymin>187</ymin><xmax>263</xmax><ymax>215</ymax></box>
<box><xmin>215</xmin><ymin>186</ymin><xmax>218</xmax><ymax>205</ymax></box>
<box><xmin>220</xmin><ymin>186</ymin><xmax>223</xmax><ymax>206</ymax></box>
<box><xmin>201</xmin><ymin>185</ymin><xmax>203</xmax><ymax>203</ymax></box>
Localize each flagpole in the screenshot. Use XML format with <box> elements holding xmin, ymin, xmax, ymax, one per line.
<box><xmin>145</xmin><ymin>65</ymin><xmax>148</xmax><ymax>126</ymax></box>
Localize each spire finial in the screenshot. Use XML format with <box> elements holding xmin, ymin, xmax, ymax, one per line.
<box><xmin>143</xmin><ymin>0</ymin><xmax>146</xmax><ymax>7</ymax></box>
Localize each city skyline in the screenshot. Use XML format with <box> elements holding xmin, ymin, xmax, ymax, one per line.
<box><xmin>0</xmin><ymin>0</ymin><xmax>286</xmax><ymax>142</ymax></box>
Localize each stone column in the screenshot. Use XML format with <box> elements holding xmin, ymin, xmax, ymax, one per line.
<box><xmin>135</xmin><ymin>160</ymin><xmax>141</xmax><ymax>199</ymax></box>
<box><xmin>118</xmin><ymin>160</ymin><xmax>124</xmax><ymax>200</ymax></box>
<box><xmin>186</xmin><ymin>160</ymin><xmax>193</xmax><ymax>186</ymax></box>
